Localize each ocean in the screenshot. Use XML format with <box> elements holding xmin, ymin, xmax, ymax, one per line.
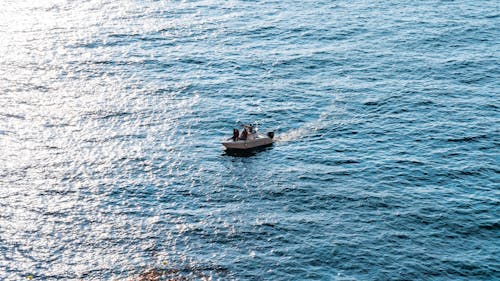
<box><xmin>0</xmin><ymin>0</ymin><xmax>498</xmax><ymax>280</ymax></box>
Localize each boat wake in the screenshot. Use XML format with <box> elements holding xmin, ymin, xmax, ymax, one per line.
<box><xmin>277</xmin><ymin>110</ymin><xmax>335</xmax><ymax>143</ymax></box>
<box><xmin>277</xmin><ymin>126</ymin><xmax>316</xmax><ymax>142</ymax></box>
<box><xmin>275</xmin><ymin>100</ymin><xmax>350</xmax><ymax>143</ymax></box>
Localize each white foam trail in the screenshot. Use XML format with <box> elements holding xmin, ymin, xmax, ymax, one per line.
<box><xmin>277</xmin><ymin>126</ymin><xmax>313</xmax><ymax>142</ymax></box>
<box><xmin>274</xmin><ymin>98</ymin><xmax>351</xmax><ymax>143</ymax></box>
<box><xmin>277</xmin><ymin>110</ymin><xmax>334</xmax><ymax>143</ymax></box>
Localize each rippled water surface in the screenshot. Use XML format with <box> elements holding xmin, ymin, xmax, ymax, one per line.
<box><xmin>1</xmin><ymin>0</ymin><xmax>499</xmax><ymax>280</ymax></box>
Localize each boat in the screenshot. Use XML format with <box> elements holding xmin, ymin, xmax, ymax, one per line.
<box><xmin>221</xmin><ymin>125</ymin><xmax>274</xmax><ymax>150</ymax></box>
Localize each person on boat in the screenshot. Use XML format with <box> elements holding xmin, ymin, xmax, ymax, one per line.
<box><xmin>232</xmin><ymin>128</ymin><xmax>239</xmax><ymax>141</ymax></box>
<box><xmin>240</xmin><ymin>128</ymin><xmax>248</xmax><ymax>140</ymax></box>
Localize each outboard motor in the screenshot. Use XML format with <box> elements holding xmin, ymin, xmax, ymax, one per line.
<box><xmin>267</xmin><ymin>131</ymin><xmax>274</xmax><ymax>139</ymax></box>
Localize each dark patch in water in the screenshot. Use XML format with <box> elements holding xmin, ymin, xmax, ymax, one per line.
<box><xmin>133</xmin><ymin>264</ymin><xmax>229</xmax><ymax>281</ymax></box>
<box><xmin>447</xmin><ymin>134</ymin><xmax>489</xmax><ymax>143</ymax></box>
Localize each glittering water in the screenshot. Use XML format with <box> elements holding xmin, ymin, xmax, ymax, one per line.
<box><xmin>1</xmin><ymin>0</ymin><xmax>499</xmax><ymax>280</ymax></box>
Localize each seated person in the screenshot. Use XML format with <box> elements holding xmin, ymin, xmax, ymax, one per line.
<box><xmin>239</xmin><ymin>128</ymin><xmax>248</xmax><ymax>140</ymax></box>
<box><xmin>232</xmin><ymin>129</ymin><xmax>239</xmax><ymax>141</ymax></box>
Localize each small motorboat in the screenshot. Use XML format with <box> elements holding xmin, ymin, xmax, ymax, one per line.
<box><xmin>222</xmin><ymin>125</ymin><xmax>274</xmax><ymax>150</ymax></box>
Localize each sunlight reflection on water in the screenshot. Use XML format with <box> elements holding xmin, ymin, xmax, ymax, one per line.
<box><xmin>1</xmin><ymin>0</ymin><xmax>498</xmax><ymax>280</ymax></box>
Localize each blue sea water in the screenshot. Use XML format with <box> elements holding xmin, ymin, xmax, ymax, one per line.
<box><xmin>0</xmin><ymin>0</ymin><xmax>499</xmax><ymax>280</ymax></box>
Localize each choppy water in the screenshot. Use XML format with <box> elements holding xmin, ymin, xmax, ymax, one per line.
<box><xmin>1</xmin><ymin>0</ymin><xmax>499</xmax><ymax>280</ymax></box>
